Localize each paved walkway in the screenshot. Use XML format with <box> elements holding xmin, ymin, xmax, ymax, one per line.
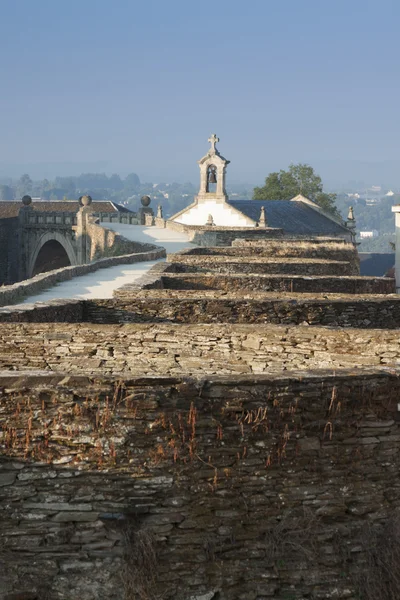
<box><xmin>20</xmin><ymin>224</ymin><xmax>193</xmax><ymax>303</ymax></box>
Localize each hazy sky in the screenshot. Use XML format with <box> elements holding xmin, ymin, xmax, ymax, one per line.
<box><xmin>0</xmin><ymin>0</ymin><xmax>399</xmax><ymax>185</ymax></box>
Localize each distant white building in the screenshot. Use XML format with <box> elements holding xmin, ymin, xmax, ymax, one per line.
<box><xmin>386</xmin><ymin>190</ymin><xmax>395</xmax><ymax>197</ymax></box>
<box><xmin>360</xmin><ymin>230</ymin><xmax>379</xmax><ymax>238</ymax></box>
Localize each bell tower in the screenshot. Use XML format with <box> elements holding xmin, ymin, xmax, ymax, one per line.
<box><xmin>197</xmin><ymin>134</ymin><xmax>230</xmax><ymax>202</ymax></box>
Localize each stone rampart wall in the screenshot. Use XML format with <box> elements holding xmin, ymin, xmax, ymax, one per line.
<box><xmin>89</xmin><ymin>291</ymin><xmax>400</xmax><ymax>328</ymax></box>
<box><xmin>232</xmin><ymin>236</ymin><xmax>348</xmax><ymax>246</ymax></box>
<box><xmin>154</xmin><ymin>273</ymin><xmax>395</xmax><ymax>295</ymax></box>
<box><xmin>0</xmin><ymin>245</ymin><xmax>165</xmax><ymax>307</ymax></box>
<box><xmin>162</xmin><ymin>259</ymin><xmax>356</xmax><ymax>276</ymax></box>
<box><xmin>1</xmin><ymin>290</ymin><xmax>399</xmax><ymax>328</ymax></box>
<box><xmin>0</xmin><ymin>299</ymin><xmax>84</xmax><ymax>322</ymax></box>
<box><xmin>165</xmin><ymin>220</ymin><xmax>284</xmax><ymax>246</ymax></box>
<box><xmin>0</xmin><ymin>369</ymin><xmax>399</xmax><ymax>600</ymax></box>
<box><xmin>1</xmin><ymin>322</ymin><xmax>400</xmax><ymax>374</ymax></box>
<box><xmin>173</xmin><ymin>240</ymin><xmax>357</xmax><ymax>260</ymax></box>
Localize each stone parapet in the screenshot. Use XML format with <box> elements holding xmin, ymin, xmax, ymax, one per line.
<box><xmin>0</xmin><ymin>291</ymin><xmax>399</xmax><ymax>328</ymax></box>
<box><xmin>141</xmin><ymin>272</ymin><xmax>395</xmax><ymax>295</ymax></box>
<box><xmin>172</xmin><ymin>239</ymin><xmax>360</xmax><ymax>271</ymax></box>
<box><xmin>0</xmin><ymin>299</ymin><xmax>84</xmax><ymax>322</ymax></box>
<box><xmin>161</xmin><ymin>257</ymin><xmax>356</xmax><ymax>276</ymax></box>
<box><xmin>165</xmin><ymin>219</ymin><xmax>284</xmax><ymax>246</ymax></box>
<box><xmin>86</xmin><ymin>291</ymin><xmax>400</xmax><ymax>328</ymax></box>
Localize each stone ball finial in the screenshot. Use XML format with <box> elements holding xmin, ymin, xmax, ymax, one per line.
<box><xmin>21</xmin><ymin>195</ymin><xmax>32</xmax><ymax>206</ymax></box>
<box><xmin>80</xmin><ymin>195</ymin><xmax>92</xmax><ymax>206</ymax></box>
<box><xmin>141</xmin><ymin>195</ymin><xmax>151</xmax><ymax>207</ymax></box>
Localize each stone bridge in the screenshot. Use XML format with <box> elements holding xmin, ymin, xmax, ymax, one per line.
<box><xmin>21</xmin><ymin>206</ymin><xmax>80</xmax><ymax>278</ymax></box>
<box><xmin>0</xmin><ymin>198</ymin><xmax>139</xmax><ymax>284</ymax></box>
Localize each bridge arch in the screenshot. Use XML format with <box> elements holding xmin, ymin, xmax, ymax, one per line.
<box><xmin>29</xmin><ymin>232</ymin><xmax>78</xmax><ymax>278</ymax></box>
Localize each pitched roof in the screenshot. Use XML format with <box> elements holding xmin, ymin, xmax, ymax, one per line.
<box><xmin>227</xmin><ymin>199</ymin><xmax>349</xmax><ymax>236</ymax></box>
<box><xmin>0</xmin><ymin>200</ymin><xmax>133</xmax><ymax>218</ymax></box>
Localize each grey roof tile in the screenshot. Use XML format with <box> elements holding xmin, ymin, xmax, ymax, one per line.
<box><xmin>227</xmin><ymin>199</ymin><xmax>349</xmax><ymax>236</ymax></box>
<box><xmin>0</xmin><ymin>200</ymin><xmax>133</xmax><ymax>218</ymax></box>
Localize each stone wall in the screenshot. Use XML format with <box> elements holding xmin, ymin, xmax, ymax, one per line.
<box><xmin>86</xmin><ymin>221</ymin><xmax>156</xmax><ymax>261</ymax></box>
<box><xmin>165</xmin><ymin>219</ymin><xmax>284</xmax><ymax>246</ymax></box>
<box><xmin>144</xmin><ymin>213</ymin><xmax>155</xmax><ymax>226</ymax></box>
<box><xmin>1</xmin><ymin>369</ymin><xmax>399</xmax><ymax>600</ymax></box>
<box><xmin>146</xmin><ymin>272</ymin><xmax>395</xmax><ymax>295</ymax></box>
<box><xmin>167</xmin><ymin>240</ymin><xmax>360</xmax><ymax>273</ymax></box>
<box><xmin>1</xmin><ymin>322</ymin><xmax>400</xmax><ymax>374</ymax></box>
<box><xmin>0</xmin><ymin>217</ymin><xmax>19</xmax><ymax>285</ymax></box>
<box><xmin>0</xmin><ymin>299</ymin><xmax>84</xmax><ymax>322</ymax></box>
<box><xmin>87</xmin><ymin>290</ymin><xmax>400</xmax><ymax>328</ymax></box>
<box><xmin>2</xmin><ymin>291</ymin><xmax>400</xmax><ymax>328</ymax></box>
<box><xmin>161</xmin><ymin>258</ymin><xmax>357</xmax><ymax>276</ymax></box>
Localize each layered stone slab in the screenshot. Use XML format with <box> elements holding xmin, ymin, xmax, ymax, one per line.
<box><xmin>142</xmin><ymin>272</ymin><xmax>395</xmax><ymax>295</ymax></box>
<box><xmin>2</xmin><ymin>291</ymin><xmax>400</xmax><ymax>328</ymax></box>
<box><xmin>163</xmin><ymin>257</ymin><xmax>356</xmax><ymax>276</ymax></box>
<box><xmin>176</xmin><ymin>237</ymin><xmax>359</xmax><ymax>262</ymax></box>
<box><xmin>1</xmin><ymin>322</ymin><xmax>400</xmax><ymax>375</ymax></box>
<box><xmin>89</xmin><ymin>290</ymin><xmax>400</xmax><ymax>327</ymax></box>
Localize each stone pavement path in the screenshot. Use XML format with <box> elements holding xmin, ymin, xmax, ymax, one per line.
<box><xmin>20</xmin><ymin>224</ymin><xmax>193</xmax><ymax>303</ymax></box>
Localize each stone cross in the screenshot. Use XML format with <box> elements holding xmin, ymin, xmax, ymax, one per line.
<box><xmin>208</xmin><ymin>133</ymin><xmax>219</xmax><ymax>152</ymax></box>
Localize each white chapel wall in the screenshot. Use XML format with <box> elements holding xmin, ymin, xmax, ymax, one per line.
<box><xmin>174</xmin><ymin>200</ymin><xmax>253</xmax><ymax>227</ymax></box>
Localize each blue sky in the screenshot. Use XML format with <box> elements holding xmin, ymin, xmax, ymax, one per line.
<box><xmin>0</xmin><ymin>0</ymin><xmax>399</xmax><ymax>185</ymax></box>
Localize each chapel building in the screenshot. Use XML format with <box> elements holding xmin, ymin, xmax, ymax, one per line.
<box><xmin>170</xmin><ymin>134</ymin><xmax>353</xmax><ymax>239</ymax></box>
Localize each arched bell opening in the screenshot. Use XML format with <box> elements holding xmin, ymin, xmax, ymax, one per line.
<box><xmin>206</xmin><ymin>164</ymin><xmax>217</xmax><ymax>193</ymax></box>
<box><xmin>32</xmin><ymin>240</ymin><xmax>71</xmax><ymax>276</ymax></box>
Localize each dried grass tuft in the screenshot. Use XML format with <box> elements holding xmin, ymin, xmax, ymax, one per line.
<box><xmin>357</xmin><ymin>514</ymin><xmax>400</xmax><ymax>600</ymax></box>
<box><xmin>121</xmin><ymin>527</ymin><xmax>161</xmax><ymax>600</ymax></box>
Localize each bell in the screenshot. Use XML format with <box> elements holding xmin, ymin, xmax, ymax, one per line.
<box><xmin>208</xmin><ymin>167</ymin><xmax>217</xmax><ymax>184</ymax></box>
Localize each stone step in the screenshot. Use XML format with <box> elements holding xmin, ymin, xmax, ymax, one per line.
<box><xmin>164</xmin><ymin>257</ymin><xmax>357</xmax><ymax>276</ymax></box>
<box><xmin>232</xmin><ymin>236</ymin><xmax>348</xmax><ymax>246</ymax></box>
<box><xmin>173</xmin><ymin>241</ymin><xmax>358</xmax><ymax>262</ymax></box>
<box><xmin>88</xmin><ymin>291</ymin><xmax>400</xmax><ymax>328</ymax></box>
<box><xmin>157</xmin><ymin>273</ymin><xmax>395</xmax><ymax>295</ymax></box>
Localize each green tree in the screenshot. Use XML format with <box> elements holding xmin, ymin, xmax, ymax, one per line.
<box><xmin>0</xmin><ymin>185</ymin><xmax>14</xmax><ymax>200</ymax></box>
<box><xmin>109</xmin><ymin>174</ymin><xmax>123</xmax><ymax>191</ymax></box>
<box><xmin>253</xmin><ymin>163</ymin><xmax>340</xmax><ymax>217</ymax></box>
<box><xmin>124</xmin><ymin>172</ymin><xmax>141</xmax><ymax>193</ymax></box>
<box><xmin>16</xmin><ymin>174</ymin><xmax>33</xmax><ymax>199</ymax></box>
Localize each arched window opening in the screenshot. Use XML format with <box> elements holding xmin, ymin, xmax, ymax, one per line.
<box><xmin>32</xmin><ymin>240</ymin><xmax>71</xmax><ymax>276</ymax></box>
<box><xmin>206</xmin><ymin>165</ymin><xmax>217</xmax><ymax>193</ymax></box>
